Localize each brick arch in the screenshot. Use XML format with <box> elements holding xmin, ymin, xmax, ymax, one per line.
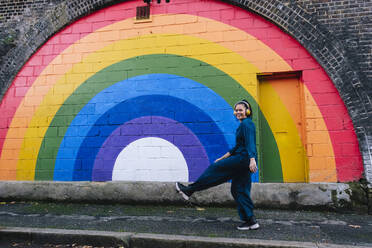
<box><xmin>0</xmin><ymin>0</ymin><xmax>370</xmax><ymax>182</ymax></box>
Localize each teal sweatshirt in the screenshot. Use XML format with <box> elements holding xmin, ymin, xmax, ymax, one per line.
<box><xmin>229</xmin><ymin>117</ymin><xmax>257</xmax><ymax>160</ymax></box>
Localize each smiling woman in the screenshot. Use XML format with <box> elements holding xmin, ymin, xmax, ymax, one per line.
<box><xmin>176</xmin><ymin>99</ymin><xmax>259</xmax><ymax>231</ymax></box>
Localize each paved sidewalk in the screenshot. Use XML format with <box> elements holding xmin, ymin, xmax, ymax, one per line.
<box><xmin>0</xmin><ymin>202</ymin><xmax>371</xmax><ymax>247</ymax></box>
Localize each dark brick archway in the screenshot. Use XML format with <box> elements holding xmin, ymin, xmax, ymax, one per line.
<box><xmin>0</xmin><ymin>0</ymin><xmax>370</xmax><ymax>182</ymax></box>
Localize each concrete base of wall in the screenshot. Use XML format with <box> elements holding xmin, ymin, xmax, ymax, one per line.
<box><xmin>0</xmin><ymin>181</ymin><xmax>369</xmax><ymax>211</ymax></box>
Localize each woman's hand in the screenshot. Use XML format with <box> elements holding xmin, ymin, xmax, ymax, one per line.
<box><xmin>249</xmin><ymin>158</ymin><xmax>258</xmax><ymax>173</ymax></box>
<box><xmin>214</xmin><ymin>152</ymin><xmax>231</xmax><ymax>163</ymax></box>
<box><xmin>214</xmin><ymin>157</ymin><xmax>223</xmax><ymax>163</ymax></box>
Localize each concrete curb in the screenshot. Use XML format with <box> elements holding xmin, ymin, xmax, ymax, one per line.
<box><xmin>0</xmin><ymin>227</ymin><xmax>130</xmax><ymax>247</ymax></box>
<box><xmin>0</xmin><ymin>227</ymin><xmax>366</xmax><ymax>248</ymax></box>
<box><xmin>0</xmin><ymin>181</ymin><xmax>357</xmax><ymax>210</ymax></box>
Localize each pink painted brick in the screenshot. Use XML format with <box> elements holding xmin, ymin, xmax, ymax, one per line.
<box><xmin>332</xmin><ymin>130</ymin><xmax>358</xmax><ymax>143</ymax></box>
<box><xmin>43</xmin><ymin>55</ymin><xmax>56</xmax><ymax>65</ymax></box>
<box><xmin>104</xmin><ymin>9</ymin><xmax>127</xmax><ymax>21</ymax></box>
<box><xmin>0</xmin><ymin>120</ymin><xmax>7</xmax><ymax>128</ymax></box>
<box><xmin>313</xmin><ymin>92</ymin><xmax>343</xmax><ymax>106</ymax></box>
<box><xmin>4</xmin><ymin>94</ymin><xmax>20</xmax><ymax>106</ymax></box>
<box><xmin>267</xmin><ymin>28</ymin><xmax>283</xmax><ymax>39</ymax></box>
<box><xmin>60</xmin><ymin>33</ymin><xmax>81</xmax><ymax>44</ymax></box>
<box><xmin>72</xmin><ymin>23</ymin><xmax>93</xmax><ymax>34</ymax></box>
<box><xmin>0</xmin><ymin>106</ymin><xmax>16</xmax><ymax>116</ymax></box>
<box><xmin>341</xmin><ymin>143</ymin><xmax>361</xmax><ymax>156</ymax></box>
<box><xmin>0</xmin><ymin>129</ymin><xmax>7</xmax><ymax>138</ymax></box>
<box><xmin>235</xmin><ymin>8</ymin><xmax>249</xmax><ymax>19</ymax></box>
<box><xmin>53</xmin><ymin>44</ymin><xmax>67</xmax><ymax>54</ymax></box>
<box><xmin>47</xmin><ymin>35</ymin><xmax>60</xmax><ymax>45</ymax></box>
<box><xmin>343</xmin><ymin>119</ymin><xmax>354</xmax><ymax>130</ymax></box>
<box><xmin>333</xmin><ymin>143</ymin><xmax>343</xmax><ymax>156</ymax></box>
<box><xmin>36</xmin><ymin>45</ymin><xmax>54</xmax><ymax>56</ymax></box>
<box><xmin>92</xmin><ymin>21</ymin><xmax>113</xmax><ymax>31</ymax></box>
<box><xmin>302</xmin><ymin>68</ymin><xmax>330</xmax><ymax>81</ymax></box>
<box><xmin>229</xmin><ymin>18</ymin><xmax>254</xmax><ymax>30</ymax></box>
<box><xmin>319</xmin><ymin>105</ymin><xmax>347</xmax><ymax>118</ymax></box>
<box><xmin>253</xmin><ymin>18</ymin><xmax>271</xmax><ymax>28</ymax></box>
<box><xmin>167</xmin><ymin>3</ymin><xmax>189</xmax><ymax>14</ymax></box>
<box><xmin>337</xmin><ymin>167</ymin><xmax>363</xmax><ymax>182</ymax></box>
<box><xmin>18</xmin><ymin>66</ymin><xmax>33</xmax><ymax>77</ymax></box>
<box><xmin>249</xmin><ymin>28</ymin><xmax>269</xmax><ymax>40</ymax></box>
<box><xmin>307</xmin><ymin>80</ymin><xmax>338</xmax><ymax>93</ymax></box>
<box><xmin>279</xmin><ymin>47</ymin><xmax>301</xmax><ymax>59</ymax></box>
<box><xmin>26</xmin><ymin>76</ymin><xmax>37</xmax><ymax>87</ymax></box>
<box><xmin>33</xmin><ymin>66</ymin><xmax>45</xmax><ymax>76</ymax></box>
<box><xmin>198</xmin><ymin>10</ymin><xmax>220</xmax><ymax>20</ymax></box>
<box><xmin>337</xmin><ymin>156</ymin><xmax>362</xmax><ymax>168</ymax></box>
<box><xmin>85</xmin><ymin>10</ymin><xmax>105</xmax><ymax>23</ymax></box>
<box><xmin>189</xmin><ymin>1</ymin><xmax>227</xmax><ymax>12</ymax></box>
<box><xmin>324</xmin><ymin>118</ymin><xmax>344</xmax><ymax>130</ymax></box>
<box><xmin>293</xmin><ymin>57</ymin><xmax>320</xmax><ymax>70</ymax></box>
<box><xmin>152</xmin><ymin>4</ymin><xmax>167</xmax><ymax>14</ymax></box>
<box><xmin>13</xmin><ymin>77</ymin><xmax>27</xmax><ymax>87</ymax></box>
<box><xmin>15</xmin><ymin>87</ymin><xmax>30</xmax><ymax>97</ymax></box>
<box><xmin>220</xmin><ymin>8</ymin><xmax>234</xmax><ymax>20</ymax></box>
<box><xmin>60</xmin><ymin>25</ymin><xmax>72</xmax><ymax>34</ymax></box>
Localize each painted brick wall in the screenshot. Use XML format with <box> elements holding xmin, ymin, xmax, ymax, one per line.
<box><xmin>0</xmin><ymin>0</ymin><xmax>370</xmax><ymax>183</ymax></box>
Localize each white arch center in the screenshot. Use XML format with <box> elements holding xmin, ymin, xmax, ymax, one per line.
<box><xmin>112</xmin><ymin>137</ymin><xmax>189</xmax><ymax>182</ymax></box>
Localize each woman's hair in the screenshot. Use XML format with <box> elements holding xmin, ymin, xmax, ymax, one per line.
<box><xmin>234</xmin><ymin>99</ymin><xmax>253</xmax><ymax>118</ymax></box>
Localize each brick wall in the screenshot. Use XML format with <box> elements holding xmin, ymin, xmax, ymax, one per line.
<box><xmin>298</xmin><ymin>0</ymin><xmax>371</xmax><ymax>93</ymax></box>
<box><xmin>0</xmin><ymin>0</ymin><xmax>49</xmax><ymax>21</ymax></box>
<box><xmin>0</xmin><ymin>0</ymin><xmax>370</xmax><ymax>183</ymax></box>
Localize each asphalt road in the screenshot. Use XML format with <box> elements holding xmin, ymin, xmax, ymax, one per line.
<box><xmin>0</xmin><ymin>201</ymin><xmax>371</xmax><ymax>247</ymax></box>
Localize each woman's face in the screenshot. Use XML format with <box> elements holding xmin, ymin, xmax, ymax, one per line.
<box><xmin>234</xmin><ymin>104</ymin><xmax>247</xmax><ymax>121</ymax></box>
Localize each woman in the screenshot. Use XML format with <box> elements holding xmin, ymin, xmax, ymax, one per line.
<box><xmin>176</xmin><ymin>99</ymin><xmax>259</xmax><ymax>230</ymax></box>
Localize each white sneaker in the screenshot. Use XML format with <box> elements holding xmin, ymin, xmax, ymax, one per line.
<box><xmin>237</xmin><ymin>217</ymin><xmax>260</xmax><ymax>230</ymax></box>
<box><xmin>175</xmin><ymin>182</ymin><xmax>191</xmax><ymax>201</ymax></box>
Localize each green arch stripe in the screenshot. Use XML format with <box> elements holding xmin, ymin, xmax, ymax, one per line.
<box><xmin>35</xmin><ymin>54</ymin><xmax>283</xmax><ymax>182</ymax></box>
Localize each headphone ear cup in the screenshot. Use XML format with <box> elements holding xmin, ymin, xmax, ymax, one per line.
<box><xmin>246</xmin><ymin>108</ymin><xmax>251</xmax><ymax>116</ymax></box>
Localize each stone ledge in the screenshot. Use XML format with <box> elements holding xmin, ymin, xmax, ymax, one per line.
<box><xmin>0</xmin><ymin>181</ymin><xmax>364</xmax><ymax>210</ymax></box>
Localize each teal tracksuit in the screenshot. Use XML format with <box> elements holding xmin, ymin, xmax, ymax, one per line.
<box><xmin>186</xmin><ymin>117</ymin><xmax>257</xmax><ymax>221</ymax></box>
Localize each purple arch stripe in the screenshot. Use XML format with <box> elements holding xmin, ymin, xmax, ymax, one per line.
<box><xmin>92</xmin><ymin>116</ymin><xmax>209</xmax><ymax>181</ymax></box>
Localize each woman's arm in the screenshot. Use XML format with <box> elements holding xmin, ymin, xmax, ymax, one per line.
<box><xmin>228</xmin><ymin>144</ymin><xmax>238</xmax><ymax>157</ymax></box>
<box><xmin>243</xmin><ymin>120</ymin><xmax>258</xmax><ymax>172</ymax></box>
<box><xmin>242</xmin><ymin>120</ymin><xmax>257</xmax><ymax>160</ymax></box>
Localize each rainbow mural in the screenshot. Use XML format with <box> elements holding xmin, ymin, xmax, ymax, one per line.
<box><xmin>0</xmin><ymin>0</ymin><xmax>363</xmax><ymax>183</ymax></box>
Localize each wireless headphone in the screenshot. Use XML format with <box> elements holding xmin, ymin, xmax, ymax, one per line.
<box><xmin>234</xmin><ymin>100</ymin><xmax>251</xmax><ymax>116</ymax></box>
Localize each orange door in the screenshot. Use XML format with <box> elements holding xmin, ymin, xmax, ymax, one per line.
<box><xmin>259</xmin><ymin>75</ymin><xmax>307</xmax><ymax>182</ymax></box>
